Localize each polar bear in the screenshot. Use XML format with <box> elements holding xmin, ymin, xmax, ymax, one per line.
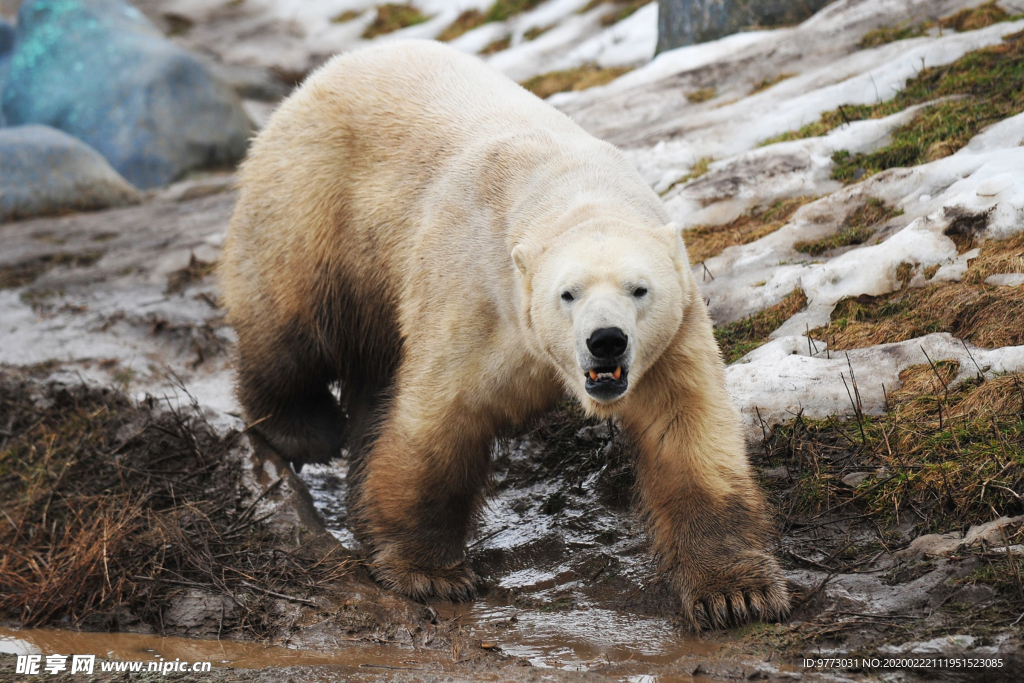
<box><xmin>219</xmin><ymin>40</ymin><xmax>789</xmax><ymax>630</ymax></box>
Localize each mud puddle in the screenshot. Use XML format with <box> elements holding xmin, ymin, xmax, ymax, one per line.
<box><xmin>0</xmin><ymin>627</ymin><xmax>446</xmax><ymax>671</ymax></box>
<box><xmin>438</xmin><ymin>599</ymin><xmax>715</xmax><ymax>670</ymax></box>
<box><xmin>300</xmin><ymin>412</ymin><xmax>722</xmax><ymax>672</ymax></box>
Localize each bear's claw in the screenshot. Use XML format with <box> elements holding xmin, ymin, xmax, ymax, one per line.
<box><xmin>689</xmin><ymin>585</ymin><xmax>788</xmax><ymax>630</ymax></box>
<box><xmin>368</xmin><ymin>553</ymin><xmax>479</xmax><ymax>602</ymax></box>
<box><xmin>680</xmin><ymin>551</ymin><xmax>790</xmax><ymax>631</ymax></box>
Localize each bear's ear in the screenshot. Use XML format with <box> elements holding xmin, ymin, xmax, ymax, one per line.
<box><xmin>660</xmin><ymin>222</ymin><xmax>691</xmax><ymax>267</ymax></box>
<box><xmin>511</xmin><ymin>244</ymin><xmax>536</xmax><ymax>276</ymax></box>
<box><xmin>660</xmin><ymin>222</ymin><xmax>684</xmax><ymax>251</ymax></box>
<box><xmin>661</xmin><ymin>221</ymin><xmax>682</xmax><ymax>243</ymax></box>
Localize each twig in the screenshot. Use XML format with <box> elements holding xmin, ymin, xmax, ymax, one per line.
<box><xmin>225</xmin><ymin>478</ymin><xmax>283</xmax><ymax>533</ymax></box>
<box><xmin>238</xmin><ymin>580</ymin><xmax>316</xmax><ymax>606</ymax></box>
<box><xmin>960</xmin><ymin>338</ymin><xmax>985</xmax><ymax>382</ymax></box>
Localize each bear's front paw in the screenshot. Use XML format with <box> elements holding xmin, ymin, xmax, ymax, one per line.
<box><xmin>679</xmin><ymin>551</ymin><xmax>790</xmax><ymax>631</ymax></box>
<box><xmin>368</xmin><ymin>548</ymin><xmax>479</xmax><ymax>602</ymax></box>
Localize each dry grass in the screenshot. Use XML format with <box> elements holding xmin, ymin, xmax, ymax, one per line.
<box><xmin>758</xmin><ymin>363</ymin><xmax>1024</xmax><ymax>587</ymax></box>
<box><xmin>0</xmin><ymin>252</ymin><xmax>103</xmax><ymax>290</ymax></box>
<box><xmin>521</xmin><ymin>65</ymin><xmax>632</xmax><ymax>98</ymax></box>
<box><xmin>330</xmin><ymin>9</ymin><xmax>361</xmax><ymax>23</ymax></box>
<box><xmin>714</xmin><ymin>288</ymin><xmax>808</xmax><ymax>363</ymax></box>
<box><xmin>0</xmin><ymin>374</ymin><xmax>351</xmax><ymax>633</ymax></box>
<box><xmin>858</xmin><ymin>2</ymin><xmax>1012</xmax><ymax>49</ymax></box>
<box><xmin>793</xmin><ymin>198</ymin><xmax>901</xmax><ymax>256</ymax></box>
<box><xmin>750</xmin><ymin>73</ymin><xmax>795</xmax><ymax>94</ymax></box>
<box><xmin>686</xmin><ymin>87</ymin><xmax>717</xmax><ymax>103</ymax></box>
<box><xmin>812</xmin><ymin>231</ymin><xmax>1024</xmax><ymax>350</ymax></box>
<box><xmin>859</xmin><ymin>23</ymin><xmax>928</xmax><ymax>49</ymax></box>
<box><xmin>523</xmin><ymin>24</ymin><xmax>553</xmax><ymax>40</ymax></box>
<box><xmin>437</xmin><ymin>9</ymin><xmax>485</xmax><ymax>41</ymax></box>
<box><xmin>595</xmin><ymin>0</ymin><xmax>650</xmax><ymax>27</ymax></box>
<box><xmin>361</xmin><ymin>4</ymin><xmax>429</xmax><ymax>39</ymax></box>
<box><xmin>940</xmin><ymin>1</ymin><xmax>1010</xmax><ymax>32</ymax></box>
<box><xmin>481</xmin><ymin>35</ymin><xmax>511</xmax><ymax>55</ymax></box>
<box><xmin>685</xmin><ymin>196</ymin><xmax>816</xmax><ymax>264</ymax></box>
<box><xmin>165</xmin><ymin>253</ymin><xmax>216</xmax><ymax>294</ymax></box>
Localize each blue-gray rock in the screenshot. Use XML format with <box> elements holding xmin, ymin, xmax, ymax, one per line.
<box><xmin>0</xmin><ymin>18</ymin><xmax>14</xmax><ymax>127</ymax></box>
<box><xmin>657</xmin><ymin>0</ymin><xmax>835</xmax><ymax>53</ymax></box>
<box><xmin>0</xmin><ymin>124</ymin><xmax>141</xmax><ymax>221</ymax></box>
<box><xmin>2</xmin><ymin>0</ymin><xmax>251</xmax><ymax>189</ymax></box>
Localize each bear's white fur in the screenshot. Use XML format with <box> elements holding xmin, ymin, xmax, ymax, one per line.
<box><xmin>220</xmin><ymin>40</ymin><xmax>788</xmax><ymax>630</ymax></box>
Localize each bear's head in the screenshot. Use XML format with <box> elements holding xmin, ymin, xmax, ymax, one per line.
<box><xmin>513</xmin><ymin>222</ymin><xmax>693</xmax><ymax>416</ymax></box>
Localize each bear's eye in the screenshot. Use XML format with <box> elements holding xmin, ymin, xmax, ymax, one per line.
<box><xmin>633</xmin><ymin>287</ymin><xmax>648</xmax><ymax>298</ymax></box>
<box><xmin>561</xmin><ymin>291</ymin><xmax>575</xmax><ymax>302</ymax></box>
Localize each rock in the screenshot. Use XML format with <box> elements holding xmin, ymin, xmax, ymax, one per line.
<box><xmin>2</xmin><ymin>0</ymin><xmax>251</xmax><ymax>189</ymax></box>
<box><xmin>656</xmin><ymin>0</ymin><xmax>834</xmax><ymax>53</ymax></box>
<box><xmin>154</xmin><ymin>173</ymin><xmax>236</xmax><ymax>203</ymax></box>
<box><xmin>0</xmin><ymin>18</ymin><xmax>13</xmax><ymax>126</ymax></box>
<box><xmin>576</xmin><ymin>422</ymin><xmax>613</xmax><ymax>441</ymax></box>
<box><xmin>0</xmin><ymin>124</ymin><xmax>141</xmax><ymax>221</ymax></box>
<box><xmin>761</xmin><ymin>465</ymin><xmax>790</xmax><ymax>481</ymax></box>
<box><xmin>841</xmin><ymin>471</ymin><xmax>872</xmax><ymax>488</ymax></box>
<box><xmin>963</xmin><ymin>515</ymin><xmax>1024</xmax><ymax>548</ymax></box>
<box><xmin>897</xmin><ymin>532</ymin><xmax>962</xmax><ymax>559</ymax></box>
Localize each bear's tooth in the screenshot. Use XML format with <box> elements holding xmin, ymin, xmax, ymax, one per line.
<box><xmin>613</xmin><ymin>366</ymin><xmax>621</xmax><ymax>380</ymax></box>
<box><xmin>589</xmin><ymin>370</ymin><xmax>598</xmax><ymax>381</ymax></box>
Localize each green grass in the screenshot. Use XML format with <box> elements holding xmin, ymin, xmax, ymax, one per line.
<box><xmin>761</xmin><ymin>29</ymin><xmax>1024</xmax><ymax>184</ymax></box>
<box><xmin>858</xmin><ymin>2</ymin><xmax>1015</xmax><ymax>49</ymax></box>
<box><xmin>793</xmin><ymin>198</ymin><xmax>901</xmax><ymax>256</ymax></box>
<box><xmin>860</xmin><ymin>23</ymin><xmax>929</xmax><ymax>49</ymax></box>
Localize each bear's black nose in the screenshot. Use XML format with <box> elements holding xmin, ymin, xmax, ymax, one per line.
<box><xmin>587</xmin><ymin>327</ymin><xmax>628</xmax><ymax>359</ymax></box>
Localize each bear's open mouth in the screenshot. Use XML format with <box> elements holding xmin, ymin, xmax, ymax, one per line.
<box><xmin>587</xmin><ymin>366</ymin><xmax>622</xmax><ymax>382</ymax></box>
<box><xmin>584</xmin><ymin>365</ymin><xmax>628</xmax><ymax>401</ymax></box>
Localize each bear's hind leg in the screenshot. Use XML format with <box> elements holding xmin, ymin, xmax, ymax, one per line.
<box><xmin>235</xmin><ymin>321</ymin><xmax>346</xmax><ymax>472</ymax></box>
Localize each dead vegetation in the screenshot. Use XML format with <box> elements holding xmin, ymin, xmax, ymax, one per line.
<box><xmin>685</xmin><ymin>196</ymin><xmax>815</xmax><ymax>264</ymax></box>
<box><xmin>165</xmin><ymin>253</ymin><xmax>217</xmax><ymax>294</ymax></box>
<box><xmin>437</xmin><ymin>0</ymin><xmax>544</xmax><ymax>41</ymax></box>
<box><xmin>750</xmin><ymin>73</ymin><xmax>795</xmax><ymax>94</ymax></box>
<box><xmin>757</xmin><ymin>359</ymin><xmax>1024</xmax><ymax>605</ymax></box>
<box><xmin>361</xmin><ymin>4</ymin><xmax>429</xmax><ymax>39</ymax></box>
<box><xmin>686</xmin><ymin>87</ymin><xmax>717</xmax><ymax>103</ymax></box>
<box><xmin>0</xmin><ymin>373</ymin><xmax>351</xmax><ymax>635</ymax></box>
<box><xmin>437</xmin><ymin>9</ymin><xmax>485</xmax><ymax>41</ymax></box>
<box><xmin>714</xmin><ymin>288</ymin><xmax>808</xmax><ymax>363</ymax></box>
<box><xmin>793</xmin><ymin>198</ymin><xmax>901</xmax><ymax>256</ymax></box>
<box><xmin>481</xmin><ymin>35</ymin><xmax>512</xmax><ymax>55</ymax></box>
<box><xmin>858</xmin><ymin>2</ymin><xmax>1013</xmax><ymax>49</ymax></box>
<box><xmin>330</xmin><ymin>9</ymin><xmax>361</xmax><ymax>24</ymax></box>
<box><xmin>0</xmin><ymin>251</ymin><xmax>103</xmax><ymax>290</ymax></box>
<box><xmin>581</xmin><ymin>0</ymin><xmax>650</xmax><ymax>27</ymax></box>
<box><xmin>812</xmin><ymin>231</ymin><xmax>1024</xmax><ymax>350</ymax></box>
<box><xmin>520</xmin><ymin>65</ymin><xmax>632</xmax><ymax>99</ymax></box>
